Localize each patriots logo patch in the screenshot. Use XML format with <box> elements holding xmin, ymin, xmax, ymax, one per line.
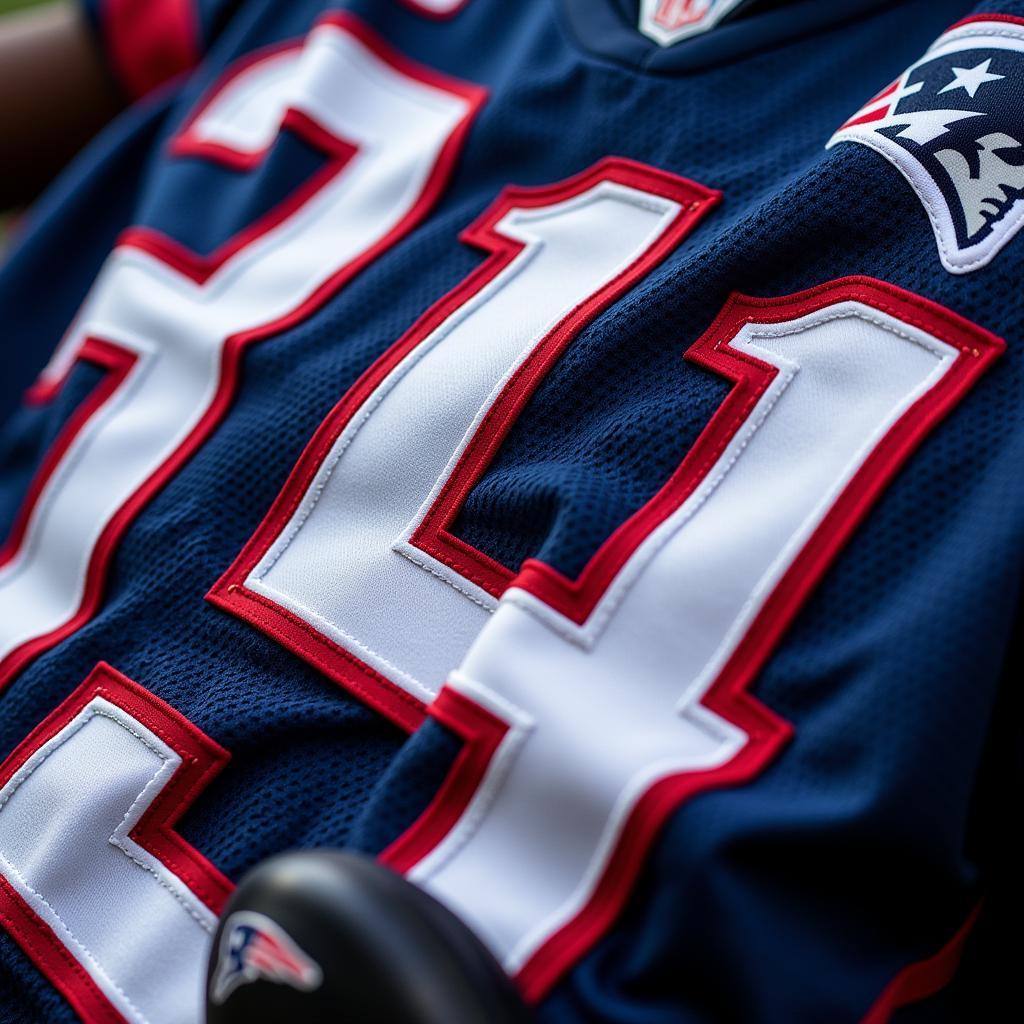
<box><xmin>209</xmin><ymin>911</ymin><xmax>323</xmax><ymax>1005</ymax></box>
<box><xmin>828</xmin><ymin>17</ymin><xmax>1024</xmax><ymax>273</ymax></box>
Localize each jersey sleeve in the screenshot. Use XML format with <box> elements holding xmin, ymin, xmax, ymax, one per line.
<box><xmin>79</xmin><ymin>0</ymin><xmax>234</xmax><ymax>100</ymax></box>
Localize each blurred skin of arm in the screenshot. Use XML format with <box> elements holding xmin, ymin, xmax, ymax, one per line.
<box><xmin>0</xmin><ymin>1</ymin><xmax>122</xmax><ymax>209</ymax></box>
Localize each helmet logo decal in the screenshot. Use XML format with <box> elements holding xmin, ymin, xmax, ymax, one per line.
<box><xmin>210</xmin><ymin>911</ymin><xmax>323</xmax><ymax>1004</ymax></box>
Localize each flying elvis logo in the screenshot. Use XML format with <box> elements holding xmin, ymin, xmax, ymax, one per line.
<box><xmin>210</xmin><ymin>911</ymin><xmax>323</xmax><ymax>1005</ymax></box>
<box><xmin>829</xmin><ymin>17</ymin><xmax>1024</xmax><ymax>273</ymax></box>
<box><xmin>638</xmin><ymin>0</ymin><xmax>748</xmax><ymax>46</ymax></box>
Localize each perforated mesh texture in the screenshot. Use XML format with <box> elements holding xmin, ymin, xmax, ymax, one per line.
<box><xmin>348</xmin><ymin>719</ymin><xmax>464</xmax><ymax>855</ymax></box>
<box><xmin>136</xmin><ymin>132</ymin><xmax>331</xmax><ymax>259</ymax></box>
<box><xmin>0</xmin><ymin>363</ymin><xmax>106</xmax><ymax>543</ymax></box>
<box><xmin>0</xmin><ymin>0</ymin><xmax>1020</xmax><ymax>1022</ymax></box>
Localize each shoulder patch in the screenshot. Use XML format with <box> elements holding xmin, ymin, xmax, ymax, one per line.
<box><xmin>828</xmin><ymin>15</ymin><xmax>1024</xmax><ymax>273</ymax></box>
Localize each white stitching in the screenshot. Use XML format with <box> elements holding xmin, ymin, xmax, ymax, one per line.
<box><xmin>506</xmin><ymin>306</ymin><xmax>951</xmax><ymax>647</ymax></box>
<box><xmin>254</xmin><ymin>185</ymin><xmax>676</xmax><ymax>583</ymax></box>
<box><xmin>0</xmin><ymin>849</ymin><xmax>151</xmax><ymax>1023</ymax></box>
<box><xmin>0</xmin><ymin>703</ymin><xmax>216</xmax><ymax>1024</ymax></box>
<box><xmin>831</xmin><ymin>19</ymin><xmax>1024</xmax><ymax>274</ymax></box>
<box><xmin>1</xmin><ymin>705</ymin><xmax>214</xmax><ymax>933</ymax></box>
<box><xmin>830</xmin><ymin>133</ymin><xmax>999</xmax><ymax>273</ymax></box>
<box><xmin>396</xmin><ymin>546</ymin><xmax>495</xmax><ymax>611</ymax></box>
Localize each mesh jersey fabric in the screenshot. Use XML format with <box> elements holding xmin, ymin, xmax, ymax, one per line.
<box><xmin>0</xmin><ymin>0</ymin><xmax>1021</xmax><ymax>1021</ymax></box>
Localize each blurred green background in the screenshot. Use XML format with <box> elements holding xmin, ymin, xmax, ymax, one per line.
<box><xmin>0</xmin><ymin>0</ymin><xmax>51</xmax><ymax>15</ymax></box>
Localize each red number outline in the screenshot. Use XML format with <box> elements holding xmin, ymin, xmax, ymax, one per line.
<box><xmin>208</xmin><ymin>157</ymin><xmax>721</xmax><ymax>733</ymax></box>
<box><xmin>379</xmin><ymin>276</ymin><xmax>1004</xmax><ymax>1002</ymax></box>
<box><xmin>120</xmin><ymin>36</ymin><xmax>363</xmax><ymax>285</ymax></box>
<box><xmin>0</xmin><ymin>662</ymin><xmax>232</xmax><ymax>1024</ymax></box>
<box><xmin>0</xmin><ymin>340</ymin><xmax>137</xmax><ymax>566</ymax></box>
<box><xmin>0</xmin><ymin>12</ymin><xmax>485</xmax><ymax>696</ymax></box>
<box><xmin>398</xmin><ymin>0</ymin><xmax>473</xmax><ymax>20</ymax></box>
<box><xmin>101</xmin><ymin>0</ymin><xmax>200</xmax><ymax>101</ymax></box>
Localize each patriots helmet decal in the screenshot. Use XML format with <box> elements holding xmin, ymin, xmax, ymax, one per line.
<box><xmin>829</xmin><ymin>17</ymin><xmax>1024</xmax><ymax>273</ymax></box>
<box><xmin>209</xmin><ymin>911</ymin><xmax>323</xmax><ymax>1005</ymax></box>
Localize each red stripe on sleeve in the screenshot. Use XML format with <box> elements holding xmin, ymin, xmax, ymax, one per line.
<box><xmin>861</xmin><ymin>904</ymin><xmax>981</xmax><ymax>1024</ymax></box>
<box><xmin>102</xmin><ymin>0</ymin><xmax>201</xmax><ymax>99</ymax></box>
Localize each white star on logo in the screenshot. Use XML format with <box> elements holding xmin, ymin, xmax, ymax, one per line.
<box><xmin>938</xmin><ymin>58</ymin><xmax>1005</xmax><ymax>98</ymax></box>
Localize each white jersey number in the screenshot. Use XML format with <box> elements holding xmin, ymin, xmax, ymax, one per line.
<box><xmin>0</xmin><ymin>664</ymin><xmax>229</xmax><ymax>1024</ymax></box>
<box><xmin>0</xmin><ymin>14</ymin><xmax>481</xmax><ymax>1024</ymax></box>
<box><xmin>378</xmin><ymin>278</ymin><xmax>1001</xmax><ymax>998</ymax></box>
<box><xmin>0</xmin><ymin>12</ymin><xmax>482</xmax><ymax>691</ymax></box>
<box><xmin>0</xmin><ymin>12</ymin><xmax>1004</xmax><ymax>1022</ymax></box>
<box><xmin>210</xmin><ymin>158</ymin><xmax>1002</xmax><ymax>1001</ymax></box>
<box><xmin>211</xmin><ymin>159</ymin><xmax>719</xmax><ymax>729</ymax></box>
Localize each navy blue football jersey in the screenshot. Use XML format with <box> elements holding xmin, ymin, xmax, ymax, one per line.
<box><xmin>0</xmin><ymin>0</ymin><xmax>1020</xmax><ymax>1021</ymax></box>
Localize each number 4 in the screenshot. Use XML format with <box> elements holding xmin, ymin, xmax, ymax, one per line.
<box><xmin>212</xmin><ymin>159</ymin><xmax>1003</xmax><ymax>998</ymax></box>
<box><xmin>385</xmin><ymin>277</ymin><xmax>1003</xmax><ymax>1000</ymax></box>
<box><xmin>0</xmin><ymin>664</ymin><xmax>230</xmax><ymax>1024</ymax></box>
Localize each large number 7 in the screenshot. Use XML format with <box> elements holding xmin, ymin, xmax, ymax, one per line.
<box><xmin>0</xmin><ymin>12</ymin><xmax>485</xmax><ymax>691</ymax></box>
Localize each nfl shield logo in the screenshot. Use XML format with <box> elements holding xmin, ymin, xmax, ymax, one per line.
<box><xmin>638</xmin><ymin>0</ymin><xmax>748</xmax><ymax>47</ymax></box>
<box><xmin>829</xmin><ymin>16</ymin><xmax>1024</xmax><ymax>273</ymax></box>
